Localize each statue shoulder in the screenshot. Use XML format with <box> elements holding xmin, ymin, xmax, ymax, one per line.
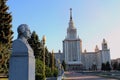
<box><xmin>12</xmin><ymin>39</ymin><xmax>28</xmax><ymax>53</ymax></box>
<box><xmin>12</xmin><ymin>39</ymin><xmax>33</xmax><ymax>55</ymax></box>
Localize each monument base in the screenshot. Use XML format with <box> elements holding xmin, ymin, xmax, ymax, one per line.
<box><xmin>9</xmin><ymin>54</ymin><xmax>35</xmax><ymax>80</ymax></box>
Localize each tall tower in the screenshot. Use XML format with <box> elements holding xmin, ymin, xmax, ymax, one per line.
<box><xmin>95</xmin><ymin>45</ymin><xmax>99</xmax><ymax>52</ymax></box>
<box><xmin>102</xmin><ymin>39</ymin><xmax>108</xmax><ymax>50</ymax></box>
<box><xmin>63</xmin><ymin>8</ymin><xmax>82</xmax><ymax>71</ymax></box>
<box><xmin>101</xmin><ymin>39</ymin><xmax>111</xmax><ymax>63</ymax></box>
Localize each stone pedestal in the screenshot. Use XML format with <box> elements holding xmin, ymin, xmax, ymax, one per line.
<box><xmin>9</xmin><ymin>39</ymin><xmax>35</xmax><ymax>80</ymax></box>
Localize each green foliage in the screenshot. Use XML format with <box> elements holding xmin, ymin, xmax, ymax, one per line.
<box><xmin>28</xmin><ymin>31</ymin><xmax>41</xmax><ymax>59</ymax></box>
<box><xmin>45</xmin><ymin>66</ymin><xmax>53</xmax><ymax>77</ymax></box>
<box><xmin>35</xmin><ymin>59</ymin><xmax>45</xmax><ymax>80</ymax></box>
<box><xmin>35</xmin><ymin>59</ymin><xmax>44</xmax><ymax>74</ymax></box>
<box><xmin>117</xmin><ymin>63</ymin><xmax>120</xmax><ymax>70</ymax></box>
<box><xmin>0</xmin><ymin>0</ymin><xmax>13</xmax><ymax>74</ymax></box>
<box><xmin>106</xmin><ymin>62</ymin><xmax>111</xmax><ymax>71</ymax></box>
<box><xmin>36</xmin><ymin>73</ymin><xmax>45</xmax><ymax>80</ymax></box>
<box><xmin>101</xmin><ymin>63</ymin><xmax>106</xmax><ymax>71</ymax></box>
<box><xmin>0</xmin><ymin>43</ymin><xmax>11</xmax><ymax>74</ymax></box>
<box><xmin>50</xmin><ymin>52</ymin><xmax>58</xmax><ymax>77</ymax></box>
<box><xmin>0</xmin><ymin>0</ymin><xmax>13</xmax><ymax>47</ymax></box>
<box><xmin>49</xmin><ymin>52</ymin><xmax>52</xmax><ymax>68</ymax></box>
<box><xmin>62</xmin><ymin>60</ymin><xmax>66</xmax><ymax>70</ymax></box>
<box><xmin>112</xmin><ymin>62</ymin><xmax>120</xmax><ymax>70</ymax></box>
<box><xmin>45</xmin><ymin>48</ymin><xmax>50</xmax><ymax>67</ymax></box>
<box><xmin>112</xmin><ymin>62</ymin><xmax>118</xmax><ymax>70</ymax></box>
<box><xmin>101</xmin><ymin>62</ymin><xmax>111</xmax><ymax>71</ymax></box>
<box><xmin>53</xmin><ymin>68</ymin><xmax>58</xmax><ymax>77</ymax></box>
<box><xmin>28</xmin><ymin>31</ymin><xmax>50</xmax><ymax>67</ymax></box>
<box><xmin>51</xmin><ymin>51</ymin><xmax>54</xmax><ymax>72</ymax></box>
<box><xmin>29</xmin><ymin>31</ymin><xmax>58</xmax><ymax>78</ymax></box>
<box><xmin>35</xmin><ymin>59</ymin><xmax>58</xmax><ymax>79</ymax></box>
<box><xmin>49</xmin><ymin>52</ymin><xmax>56</xmax><ymax>70</ymax></box>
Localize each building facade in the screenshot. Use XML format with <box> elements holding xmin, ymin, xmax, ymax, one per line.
<box><xmin>55</xmin><ymin>8</ymin><xmax>111</xmax><ymax>71</ymax></box>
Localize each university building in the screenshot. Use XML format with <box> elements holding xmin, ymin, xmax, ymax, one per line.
<box><xmin>55</xmin><ymin>8</ymin><xmax>111</xmax><ymax>71</ymax></box>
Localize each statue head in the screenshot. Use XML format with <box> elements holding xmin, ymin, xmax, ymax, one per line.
<box><xmin>17</xmin><ymin>24</ymin><xmax>31</xmax><ymax>39</ymax></box>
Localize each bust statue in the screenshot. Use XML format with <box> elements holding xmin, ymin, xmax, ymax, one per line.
<box><xmin>12</xmin><ymin>24</ymin><xmax>33</xmax><ymax>55</ymax></box>
<box><xmin>17</xmin><ymin>24</ymin><xmax>31</xmax><ymax>44</ymax></box>
<box><xmin>9</xmin><ymin>24</ymin><xmax>35</xmax><ymax>80</ymax></box>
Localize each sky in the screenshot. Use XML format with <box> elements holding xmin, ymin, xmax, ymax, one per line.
<box><xmin>7</xmin><ymin>0</ymin><xmax>120</xmax><ymax>59</ymax></box>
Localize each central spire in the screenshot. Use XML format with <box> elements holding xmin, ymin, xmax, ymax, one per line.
<box><xmin>69</xmin><ymin>8</ymin><xmax>74</xmax><ymax>29</ymax></box>
<box><xmin>67</xmin><ymin>8</ymin><xmax>77</xmax><ymax>39</ymax></box>
<box><xmin>70</xmin><ymin>8</ymin><xmax>72</xmax><ymax>20</ymax></box>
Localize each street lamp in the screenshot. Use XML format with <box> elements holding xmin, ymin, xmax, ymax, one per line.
<box><xmin>42</xmin><ymin>35</ymin><xmax>46</xmax><ymax>79</ymax></box>
<box><xmin>52</xmin><ymin>49</ymin><xmax>54</xmax><ymax>72</ymax></box>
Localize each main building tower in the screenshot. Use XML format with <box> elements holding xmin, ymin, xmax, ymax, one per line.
<box><xmin>63</xmin><ymin>8</ymin><xmax>82</xmax><ymax>71</ymax></box>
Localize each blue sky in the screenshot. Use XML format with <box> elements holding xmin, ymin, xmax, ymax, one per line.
<box><xmin>7</xmin><ymin>0</ymin><xmax>120</xmax><ymax>59</ymax></box>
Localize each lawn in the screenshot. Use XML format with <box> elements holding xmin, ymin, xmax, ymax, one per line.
<box><xmin>0</xmin><ymin>78</ymin><xmax>8</xmax><ymax>80</ymax></box>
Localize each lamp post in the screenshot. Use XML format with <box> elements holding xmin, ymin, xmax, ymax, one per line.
<box><xmin>42</xmin><ymin>35</ymin><xmax>46</xmax><ymax>79</ymax></box>
<box><xmin>52</xmin><ymin>50</ymin><xmax>54</xmax><ymax>72</ymax></box>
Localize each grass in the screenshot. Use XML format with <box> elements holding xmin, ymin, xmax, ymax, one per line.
<box><xmin>0</xmin><ymin>75</ymin><xmax>8</xmax><ymax>80</ymax></box>
<box><xmin>0</xmin><ymin>78</ymin><xmax>8</xmax><ymax>80</ymax></box>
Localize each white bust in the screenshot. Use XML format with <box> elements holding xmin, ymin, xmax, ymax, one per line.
<box><xmin>17</xmin><ymin>24</ymin><xmax>31</xmax><ymax>44</ymax></box>
<box><xmin>10</xmin><ymin>24</ymin><xmax>35</xmax><ymax>80</ymax></box>
<box><xmin>12</xmin><ymin>24</ymin><xmax>33</xmax><ymax>54</ymax></box>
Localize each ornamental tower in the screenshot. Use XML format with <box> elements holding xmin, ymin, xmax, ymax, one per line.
<box><xmin>63</xmin><ymin>8</ymin><xmax>82</xmax><ymax>71</ymax></box>
<box><xmin>95</xmin><ymin>45</ymin><xmax>99</xmax><ymax>52</ymax></box>
<box><xmin>101</xmin><ymin>39</ymin><xmax>111</xmax><ymax>63</ymax></box>
<box><xmin>67</xmin><ymin>8</ymin><xmax>77</xmax><ymax>39</ymax></box>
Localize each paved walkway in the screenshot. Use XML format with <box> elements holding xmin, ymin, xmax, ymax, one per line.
<box><xmin>63</xmin><ymin>71</ymin><xmax>117</xmax><ymax>80</ymax></box>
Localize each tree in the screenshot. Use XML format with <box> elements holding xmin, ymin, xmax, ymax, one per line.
<box><xmin>28</xmin><ymin>31</ymin><xmax>58</xmax><ymax>80</ymax></box>
<box><xmin>53</xmin><ymin>68</ymin><xmax>58</xmax><ymax>77</ymax></box>
<box><xmin>0</xmin><ymin>0</ymin><xmax>13</xmax><ymax>47</ymax></box>
<box><xmin>112</xmin><ymin>62</ymin><xmax>118</xmax><ymax>70</ymax></box>
<box><xmin>0</xmin><ymin>43</ymin><xmax>10</xmax><ymax>74</ymax></box>
<box><xmin>101</xmin><ymin>62</ymin><xmax>111</xmax><ymax>71</ymax></box>
<box><xmin>44</xmin><ymin>47</ymin><xmax>50</xmax><ymax>67</ymax></box>
<box><xmin>28</xmin><ymin>31</ymin><xmax>50</xmax><ymax>66</ymax></box>
<box><xmin>0</xmin><ymin>0</ymin><xmax>13</xmax><ymax>74</ymax></box>
<box><xmin>35</xmin><ymin>59</ymin><xmax>45</xmax><ymax>80</ymax></box>
<box><xmin>62</xmin><ymin>60</ymin><xmax>66</xmax><ymax>71</ymax></box>
<box><xmin>101</xmin><ymin>63</ymin><xmax>106</xmax><ymax>71</ymax></box>
<box><xmin>106</xmin><ymin>62</ymin><xmax>111</xmax><ymax>71</ymax></box>
<box><xmin>117</xmin><ymin>63</ymin><xmax>120</xmax><ymax>70</ymax></box>
<box><xmin>28</xmin><ymin>31</ymin><xmax>41</xmax><ymax>59</ymax></box>
<box><xmin>45</xmin><ymin>66</ymin><xmax>53</xmax><ymax>77</ymax></box>
<box><xmin>51</xmin><ymin>50</ymin><xmax>54</xmax><ymax>72</ymax></box>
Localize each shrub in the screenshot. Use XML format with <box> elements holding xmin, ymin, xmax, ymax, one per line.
<box><xmin>45</xmin><ymin>66</ymin><xmax>53</xmax><ymax>77</ymax></box>
<box><xmin>53</xmin><ymin>68</ymin><xmax>58</xmax><ymax>77</ymax></box>
<box><xmin>36</xmin><ymin>73</ymin><xmax>45</xmax><ymax>80</ymax></box>
<box><xmin>35</xmin><ymin>59</ymin><xmax>45</xmax><ymax>80</ymax></box>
